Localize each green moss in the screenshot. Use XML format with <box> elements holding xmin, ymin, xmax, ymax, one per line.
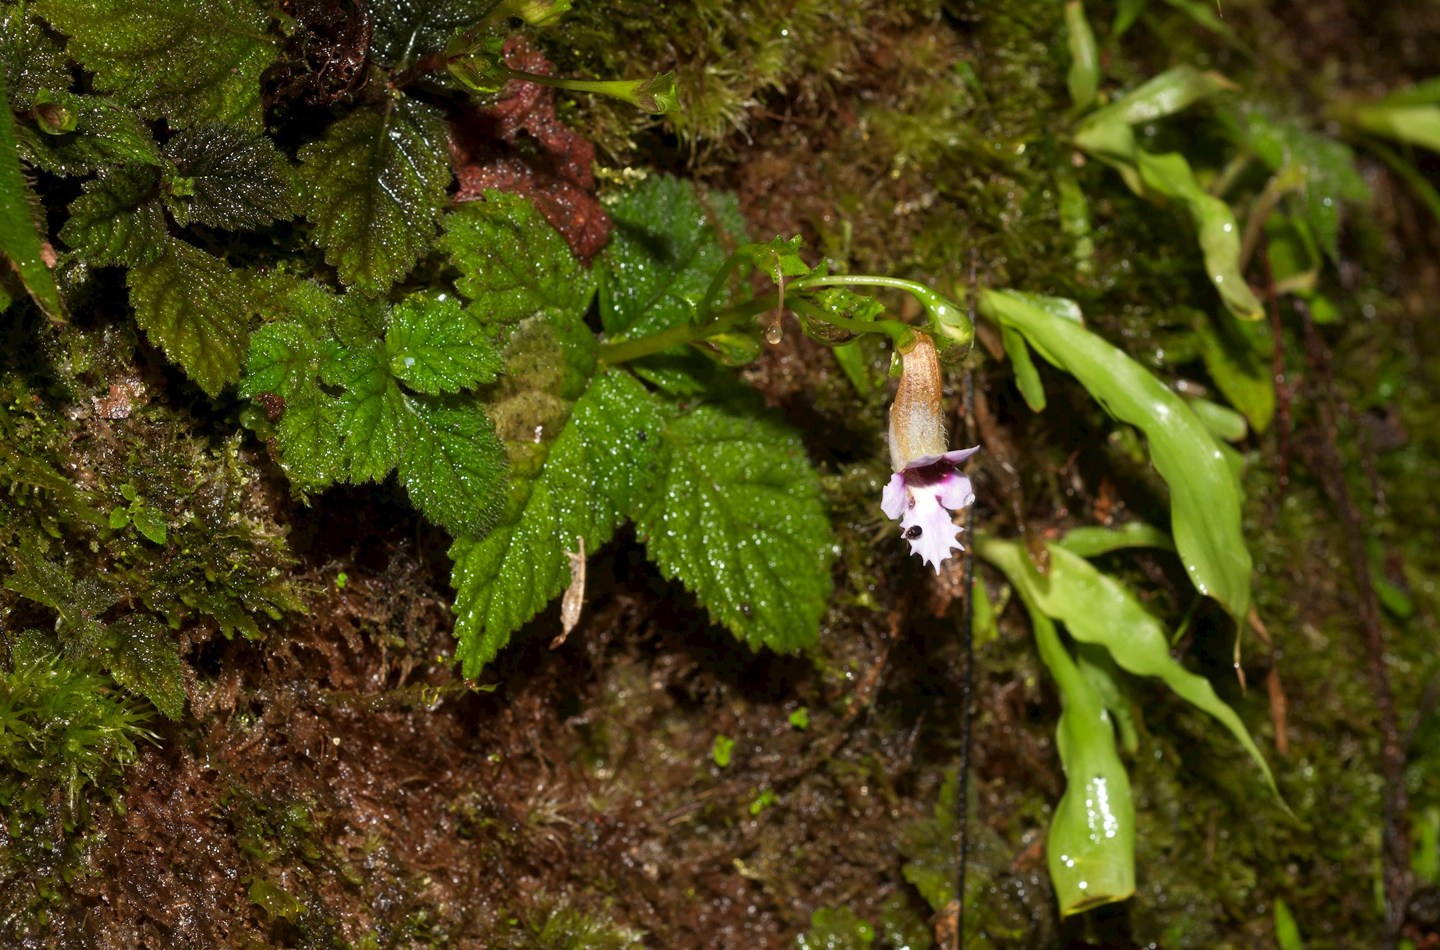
<box><xmin>1</xmin><ymin>318</ymin><xmax>301</xmax><ymax>664</ymax></box>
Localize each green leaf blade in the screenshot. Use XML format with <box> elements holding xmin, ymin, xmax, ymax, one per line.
<box><xmin>441</xmin><ymin>192</ymin><xmax>597</xmax><ymax>329</ymax></box>
<box><xmin>450</xmin><ymin>370</ymin><xmax>665</xmax><ymax>675</ymax></box>
<box><xmin>397</xmin><ymin>396</ymin><xmax>507</xmax><ymax>537</ymax></box>
<box><xmin>164</xmin><ymin>125</ymin><xmax>295</xmax><ymax>230</ymax></box>
<box><xmin>58</xmin><ymin>165</ymin><xmax>166</xmax><ymax>267</ymax></box>
<box><xmin>981</xmin><ymin>537</ymin><xmax>1279</xmax><ymax>800</ymax></box>
<box><xmin>128</xmin><ymin>239</ymin><xmax>253</xmax><ymax>396</ymax></box>
<box><xmin>634</xmin><ymin>397</ymin><xmax>832</xmax><ymax>653</ymax></box>
<box><xmin>35</xmin><ymin>0</ymin><xmax>277</xmax><ymax>130</ymax></box>
<box><xmin>297</xmin><ymin>100</ymin><xmax>452</xmax><ymax>292</ymax></box>
<box><xmin>599</xmin><ymin>174</ymin><xmax>749</xmax><ymax>339</ymax></box>
<box><xmin>982</xmin><ymin>289</ymin><xmax>1253</xmax><ymax>623</ymax></box>
<box><xmin>0</xmin><ymin>71</ymin><xmax>64</xmax><ymax>321</ymax></box>
<box><xmin>387</xmin><ymin>291</ymin><xmax>503</xmax><ymax>394</ymax></box>
<box><xmin>1018</xmin><ymin>589</ymin><xmax>1136</xmax><ymax>915</ymax></box>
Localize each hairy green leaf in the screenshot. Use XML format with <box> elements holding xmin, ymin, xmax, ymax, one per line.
<box><xmin>599</xmin><ymin>174</ymin><xmax>750</xmax><ymax>339</ymax></box>
<box><xmin>442</xmin><ymin>192</ymin><xmax>596</xmax><ymax>329</ymax></box>
<box><xmin>370</xmin><ymin>0</ymin><xmax>501</xmax><ymax>66</ymax></box>
<box><xmin>0</xmin><ymin>71</ymin><xmax>63</xmax><ymax>320</ymax></box>
<box><xmin>241</xmin><ymin>281</ymin><xmax>346</xmax><ymax>487</ymax></box>
<box><xmin>128</xmin><ymin>239</ymin><xmax>253</xmax><ymax>396</ymax></box>
<box><xmin>17</xmin><ymin>89</ymin><xmax>161</xmax><ymax>176</ymax></box>
<box><xmin>387</xmin><ymin>291</ymin><xmax>502</xmax><ymax>394</ymax></box>
<box><xmin>1</xmin><ymin>4</ymin><xmax>71</xmax><ymax>105</ymax></box>
<box><xmin>980</xmin><ymin>536</ymin><xmax>1278</xmax><ymax>799</ymax></box>
<box><xmin>164</xmin><ymin>125</ymin><xmax>295</xmax><ymax>230</ymax></box>
<box><xmin>58</xmin><ymin>165</ymin><xmax>166</xmax><ymax>266</ymax></box>
<box><xmin>242</xmin><ymin>280</ymin><xmax>506</xmax><ymax>534</ymax></box>
<box><xmin>297</xmin><ymin>99</ymin><xmax>451</xmax><ymax>292</ymax></box>
<box><xmin>634</xmin><ymin>396</ymin><xmax>832</xmax><ymax>653</ymax></box>
<box><xmin>396</xmin><ymin>397</ymin><xmax>507</xmax><ymax>535</ymax></box>
<box><xmin>982</xmin><ymin>289</ymin><xmax>1253</xmax><ymax>623</ymax></box>
<box><xmin>1016</xmin><ymin>586</ymin><xmax>1135</xmax><ymax>915</ymax></box>
<box><xmin>35</xmin><ymin>0</ymin><xmax>277</xmax><ymax>129</ymax></box>
<box><xmin>450</xmin><ymin>370</ymin><xmax>663</xmax><ymax>674</ymax></box>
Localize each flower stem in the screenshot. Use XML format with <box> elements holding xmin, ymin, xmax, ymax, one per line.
<box><xmin>598</xmin><ymin>298</ymin><xmax>778</xmax><ymax>366</ymax></box>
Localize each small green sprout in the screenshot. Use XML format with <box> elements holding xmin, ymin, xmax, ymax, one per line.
<box><xmin>711</xmin><ymin>734</ymin><xmax>735</xmax><ymax>768</ymax></box>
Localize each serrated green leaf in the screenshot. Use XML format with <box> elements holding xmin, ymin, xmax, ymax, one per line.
<box><xmin>128</xmin><ymin>239</ymin><xmax>252</xmax><ymax>396</ymax></box>
<box><xmin>58</xmin><ymin>164</ymin><xmax>166</xmax><ymax>266</ymax></box>
<box><xmin>104</xmin><ymin>614</ymin><xmax>184</xmax><ymax>719</ymax></box>
<box><xmin>450</xmin><ymin>370</ymin><xmax>664</xmax><ymax>674</ymax></box>
<box><xmin>1014</xmin><ymin>585</ymin><xmax>1135</xmax><ymax>916</ymax></box>
<box><xmin>979</xmin><ymin>536</ymin><xmax>1279</xmax><ymax>801</ymax></box>
<box><xmin>982</xmin><ymin>289</ymin><xmax>1253</xmax><ymax>624</ymax></box>
<box><xmin>442</xmin><ymin>192</ymin><xmax>595</xmax><ymax>329</ymax></box>
<box><xmin>0</xmin><ymin>70</ymin><xmax>64</xmax><ymax>320</ymax></box>
<box><xmin>1</xmin><ymin>4</ymin><xmax>71</xmax><ymax>105</ymax></box>
<box><xmin>17</xmin><ymin>89</ymin><xmax>162</xmax><ymax>176</ymax></box>
<box><xmin>633</xmin><ymin>396</ymin><xmax>832</xmax><ymax>653</ymax></box>
<box><xmin>386</xmin><ymin>291</ymin><xmax>503</xmax><ymax>394</ymax></box>
<box><xmin>241</xmin><ymin>284</ymin><xmax>346</xmax><ymax>487</ymax></box>
<box><xmin>241</xmin><ymin>279</ymin><xmax>506</xmax><ymax>534</ymax></box>
<box><xmin>164</xmin><ymin>125</ymin><xmax>294</xmax><ymax>230</ymax></box>
<box><xmin>297</xmin><ymin>99</ymin><xmax>451</xmax><ymax>291</ymax></box>
<box><xmin>396</xmin><ymin>396</ymin><xmax>506</xmax><ymax>535</ymax></box>
<box><xmin>35</xmin><ymin>0</ymin><xmax>277</xmax><ymax>129</ymax></box>
<box><xmin>599</xmin><ymin>175</ymin><xmax>750</xmax><ymax>339</ymax></box>
<box><xmin>370</xmin><ymin>0</ymin><xmax>501</xmax><ymax>66</ymax></box>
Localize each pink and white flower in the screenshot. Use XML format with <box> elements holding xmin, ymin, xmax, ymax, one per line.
<box><xmin>882</xmin><ymin>334</ymin><xmax>979</xmax><ymax>572</ymax></box>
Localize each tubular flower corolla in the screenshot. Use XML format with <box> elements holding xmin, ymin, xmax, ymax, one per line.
<box><xmin>881</xmin><ymin>334</ymin><xmax>979</xmax><ymax>572</ymax></box>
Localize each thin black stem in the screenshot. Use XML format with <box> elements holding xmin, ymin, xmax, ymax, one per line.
<box><xmin>954</xmin><ymin>255</ymin><xmax>979</xmax><ymax>950</ymax></box>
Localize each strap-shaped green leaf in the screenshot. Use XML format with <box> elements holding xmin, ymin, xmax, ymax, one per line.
<box><xmin>982</xmin><ymin>289</ymin><xmax>1254</xmax><ymax>625</ymax></box>
<box><xmin>980</xmin><ymin>536</ymin><xmax>1278</xmax><ymax>800</ymax></box>
<box><xmin>1016</xmin><ymin>585</ymin><xmax>1136</xmax><ymax>916</ymax></box>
